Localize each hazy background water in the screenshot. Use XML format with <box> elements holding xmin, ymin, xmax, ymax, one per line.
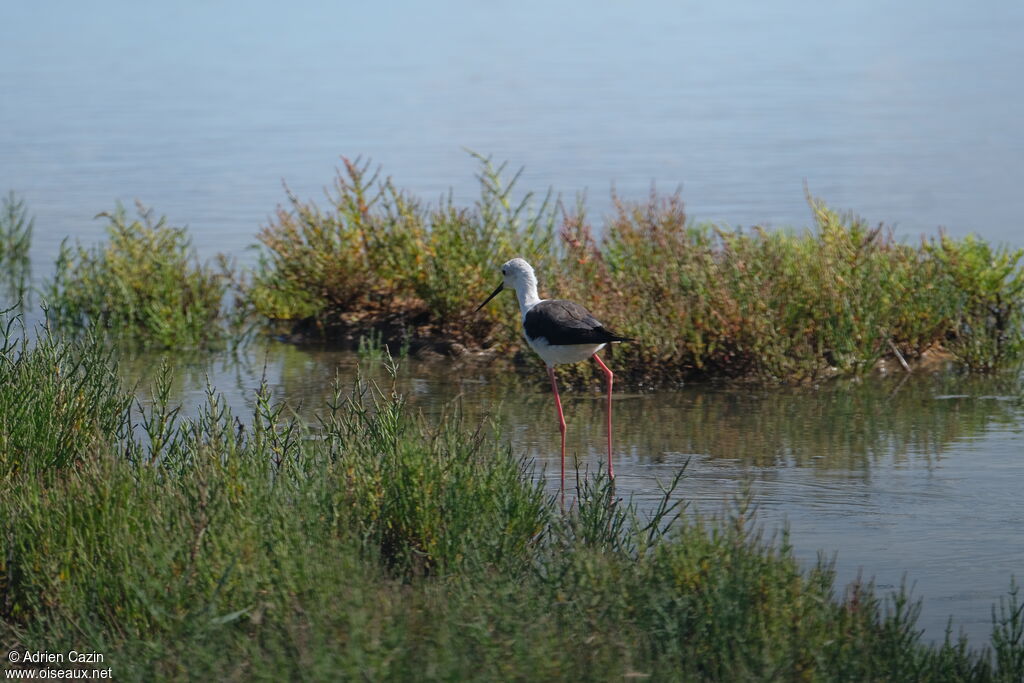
<box><xmin>3</xmin><ymin>0</ymin><xmax>1023</xmax><ymax>269</ymax></box>
<box><xmin>3</xmin><ymin>0</ymin><xmax>1024</xmax><ymax>646</ymax></box>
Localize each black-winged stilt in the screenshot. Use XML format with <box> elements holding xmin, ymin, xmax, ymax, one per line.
<box><xmin>476</xmin><ymin>257</ymin><xmax>633</xmax><ymax>491</ymax></box>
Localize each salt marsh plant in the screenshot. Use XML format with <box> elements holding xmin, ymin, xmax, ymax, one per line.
<box><xmin>0</xmin><ymin>313</ymin><xmax>131</xmax><ymax>478</ymax></box>
<box><xmin>927</xmin><ymin>234</ymin><xmax>1024</xmax><ymax>371</ymax></box>
<box><xmin>0</xmin><ymin>192</ymin><xmax>33</xmax><ymax>304</ymax></box>
<box><xmin>1</xmin><ymin>314</ymin><xmax>1022</xmax><ymax>679</ymax></box>
<box><xmin>0</xmin><ymin>192</ymin><xmax>32</xmax><ymax>264</ymax></box>
<box><xmin>554</xmin><ymin>194</ymin><xmax>978</xmax><ymax>383</ymax></box>
<box><xmin>249</xmin><ymin>155</ymin><xmax>557</xmax><ymax>346</ymax></box>
<box><xmin>251</xmin><ymin>159</ymin><xmax>1024</xmax><ymax>383</ymax></box>
<box><xmin>45</xmin><ymin>203</ymin><xmax>227</xmax><ymax>349</ymax></box>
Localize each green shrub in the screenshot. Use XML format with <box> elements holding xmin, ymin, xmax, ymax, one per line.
<box><xmin>45</xmin><ymin>203</ymin><xmax>227</xmax><ymax>348</ymax></box>
<box><xmin>557</xmin><ymin>193</ymin><xmax>1021</xmax><ymax>383</ymax></box>
<box><xmin>249</xmin><ymin>155</ymin><xmax>556</xmax><ymax>345</ymax></box>
<box><xmin>927</xmin><ymin>234</ymin><xmax>1024</xmax><ymax>371</ymax></box>
<box><xmin>401</xmin><ymin>153</ymin><xmax>557</xmax><ymax>322</ymax></box>
<box><xmin>247</xmin><ymin>159</ymin><xmax>1024</xmax><ymax>382</ymax></box>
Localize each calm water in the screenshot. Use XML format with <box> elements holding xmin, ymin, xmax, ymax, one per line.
<box><xmin>3</xmin><ymin>0</ymin><xmax>1024</xmax><ymax>646</ymax></box>
<box><xmin>3</xmin><ymin>1</ymin><xmax>1024</xmax><ymax>269</ymax></box>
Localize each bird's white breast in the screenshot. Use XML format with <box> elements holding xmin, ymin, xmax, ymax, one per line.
<box><xmin>526</xmin><ymin>335</ymin><xmax>606</xmax><ymax>367</ymax></box>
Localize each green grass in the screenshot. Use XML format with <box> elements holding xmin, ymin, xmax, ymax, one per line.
<box><xmin>2</xmin><ymin>315</ymin><xmax>1023</xmax><ymax>681</ymax></box>
<box><xmin>249</xmin><ymin>159</ymin><xmax>1024</xmax><ymax>384</ymax></box>
<box><xmin>248</xmin><ymin>155</ymin><xmax>557</xmax><ymax>347</ymax></box>
<box><xmin>928</xmin><ymin>233</ymin><xmax>1024</xmax><ymax>371</ymax></box>
<box><xmin>0</xmin><ymin>192</ymin><xmax>32</xmax><ymax>264</ymax></box>
<box><xmin>356</xmin><ymin>327</ymin><xmax>410</xmax><ymax>362</ymax></box>
<box><xmin>0</xmin><ymin>192</ymin><xmax>33</xmax><ymax>304</ymax></box>
<box><xmin>44</xmin><ymin>202</ymin><xmax>229</xmax><ymax>349</ymax></box>
<box><xmin>0</xmin><ymin>313</ymin><xmax>131</xmax><ymax>479</ymax></box>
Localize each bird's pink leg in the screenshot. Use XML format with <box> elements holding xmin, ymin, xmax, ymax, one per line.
<box><xmin>592</xmin><ymin>354</ymin><xmax>615</xmax><ymax>480</ymax></box>
<box><xmin>547</xmin><ymin>366</ymin><xmax>567</xmax><ymax>495</ymax></box>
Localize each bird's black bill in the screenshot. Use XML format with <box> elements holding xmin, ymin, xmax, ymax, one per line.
<box><xmin>475</xmin><ymin>283</ymin><xmax>504</xmax><ymax>312</ymax></box>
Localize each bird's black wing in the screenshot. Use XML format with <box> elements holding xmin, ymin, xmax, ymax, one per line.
<box><xmin>524</xmin><ymin>300</ymin><xmax>633</xmax><ymax>345</ymax></box>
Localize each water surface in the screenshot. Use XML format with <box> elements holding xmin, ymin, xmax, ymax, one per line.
<box><xmin>3</xmin><ymin>1</ymin><xmax>1023</xmax><ymax>271</ymax></box>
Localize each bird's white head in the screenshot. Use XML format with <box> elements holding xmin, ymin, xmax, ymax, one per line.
<box><xmin>475</xmin><ymin>257</ymin><xmax>540</xmax><ymax>312</ymax></box>
<box><xmin>499</xmin><ymin>257</ymin><xmax>536</xmax><ymax>291</ymax></box>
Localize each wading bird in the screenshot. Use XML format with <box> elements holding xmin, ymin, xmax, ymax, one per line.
<box><xmin>476</xmin><ymin>258</ymin><xmax>632</xmax><ymax>492</ymax></box>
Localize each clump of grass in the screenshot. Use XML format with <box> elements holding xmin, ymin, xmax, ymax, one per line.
<box><xmin>2</xmin><ymin>321</ymin><xmax>1022</xmax><ymax>679</ymax></box>
<box><xmin>0</xmin><ymin>192</ymin><xmax>33</xmax><ymax>264</ymax></box>
<box><xmin>556</xmin><ymin>194</ymin><xmax>964</xmax><ymax>383</ymax></box>
<box><xmin>45</xmin><ymin>203</ymin><xmax>227</xmax><ymax>349</ymax></box>
<box><xmin>318</xmin><ymin>379</ymin><xmax>548</xmax><ymax>576</ymax></box>
<box><xmin>927</xmin><ymin>234</ymin><xmax>1024</xmax><ymax>371</ymax></box>
<box><xmin>247</xmin><ymin>159</ymin><xmax>1024</xmax><ymax>383</ymax></box>
<box><xmin>355</xmin><ymin>327</ymin><xmax>388</xmax><ymax>361</ymax></box>
<box><xmin>249</xmin><ymin>154</ymin><xmax>556</xmax><ymax>349</ymax></box>
<box><xmin>396</xmin><ymin>152</ymin><xmax>557</xmax><ymax>323</ymax></box>
<box><xmin>0</xmin><ymin>313</ymin><xmax>131</xmax><ymax>479</ymax></box>
<box><xmin>0</xmin><ymin>192</ymin><xmax>33</xmax><ymax>304</ymax></box>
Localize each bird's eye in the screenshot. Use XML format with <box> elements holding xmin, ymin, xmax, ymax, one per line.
<box><xmin>502</xmin><ymin>268</ymin><xmax>507</xmax><ymax>275</ymax></box>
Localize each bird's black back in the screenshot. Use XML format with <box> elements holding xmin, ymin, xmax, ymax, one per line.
<box><xmin>524</xmin><ymin>299</ymin><xmax>633</xmax><ymax>346</ymax></box>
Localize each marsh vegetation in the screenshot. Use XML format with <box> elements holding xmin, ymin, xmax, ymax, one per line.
<box><xmin>2</xmin><ymin>317</ymin><xmax>1022</xmax><ymax>680</ymax></box>
<box><xmin>244</xmin><ymin>159</ymin><xmax>1024</xmax><ymax>385</ymax></box>
<box><xmin>33</xmin><ymin>159</ymin><xmax>1022</xmax><ymax>383</ymax></box>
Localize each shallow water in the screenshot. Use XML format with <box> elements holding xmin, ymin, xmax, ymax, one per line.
<box><xmin>119</xmin><ymin>342</ymin><xmax>1024</xmax><ymax>645</ymax></box>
